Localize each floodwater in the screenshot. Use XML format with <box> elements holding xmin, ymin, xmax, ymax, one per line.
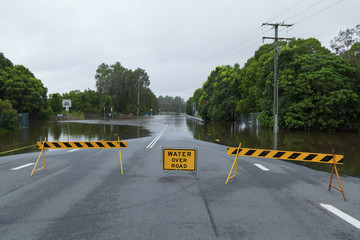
<box><xmin>0</xmin><ymin>114</ymin><xmax>359</xmax><ymax>178</ymax></box>
<box><xmin>186</xmin><ymin>119</ymin><xmax>360</xmax><ymax>178</ymax></box>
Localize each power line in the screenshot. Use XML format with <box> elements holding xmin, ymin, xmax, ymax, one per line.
<box><xmin>278</xmin><ymin>0</ymin><xmax>343</xmax><ymax>35</ymax></box>
<box><xmin>172</xmin><ymin>29</ymin><xmax>272</xmax><ymax>78</ymax></box>
<box><xmin>157</xmin><ymin>85</ymin><xmax>203</xmax><ymax>93</ymax></box>
<box><xmin>285</xmin><ymin>0</ymin><xmax>324</xmax><ymax>22</ymax></box>
<box><xmin>294</xmin><ymin>0</ymin><xmax>344</xmax><ymax>25</ymax></box>
<box><xmin>169</xmin><ymin>28</ymin><xmax>263</xmax><ymax>78</ymax></box>
<box><xmin>267</xmin><ymin>0</ymin><xmax>305</xmax><ymax>23</ymax></box>
<box><xmin>158</xmin><ymin>0</ymin><xmax>345</xmax><ymax>96</ymax></box>
<box><xmin>163</xmin><ymin>1</ymin><xmax>308</xmax><ymax>79</ymax></box>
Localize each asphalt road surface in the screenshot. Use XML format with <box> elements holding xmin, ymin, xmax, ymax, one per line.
<box><xmin>1</xmin><ymin>116</ymin><xmax>360</xmax><ymax>240</ymax></box>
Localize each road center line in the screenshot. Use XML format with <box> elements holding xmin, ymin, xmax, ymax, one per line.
<box><xmin>254</xmin><ymin>163</ymin><xmax>270</xmax><ymax>171</ymax></box>
<box><xmin>10</xmin><ymin>163</ymin><xmax>35</xmax><ymax>170</ymax></box>
<box><xmin>146</xmin><ymin>125</ymin><xmax>168</xmax><ymax>149</ymax></box>
<box><xmin>320</xmin><ymin>203</ymin><xmax>360</xmax><ymax>229</ymax></box>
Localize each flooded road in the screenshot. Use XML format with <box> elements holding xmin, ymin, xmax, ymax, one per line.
<box><xmin>1</xmin><ymin>113</ymin><xmax>359</xmax><ymax>178</ymax></box>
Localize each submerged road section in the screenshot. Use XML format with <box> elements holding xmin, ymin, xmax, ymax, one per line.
<box><xmin>0</xmin><ymin>118</ymin><xmax>360</xmax><ymax>240</ymax></box>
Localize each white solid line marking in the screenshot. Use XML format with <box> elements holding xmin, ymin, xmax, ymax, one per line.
<box><xmin>11</xmin><ymin>163</ymin><xmax>35</xmax><ymax>170</ymax></box>
<box><xmin>254</xmin><ymin>163</ymin><xmax>270</xmax><ymax>171</ymax></box>
<box><xmin>68</xmin><ymin>149</ymin><xmax>79</xmax><ymax>152</ymax></box>
<box><xmin>320</xmin><ymin>203</ymin><xmax>360</xmax><ymax>229</ymax></box>
<box><xmin>146</xmin><ymin>125</ymin><xmax>168</xmax><ymax>149</ymax></box>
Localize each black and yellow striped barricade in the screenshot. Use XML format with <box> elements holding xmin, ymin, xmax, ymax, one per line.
<box><xmin>31</xmin><ymin>137</ymin><xmax>127</xmax><ymax>176</ymax></box>
<box><xmin>225</xmin><ymin>144</ymin><xmax>346</xmax><ymax>201</ymax></box>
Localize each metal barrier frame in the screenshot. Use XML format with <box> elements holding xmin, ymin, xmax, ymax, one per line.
<box><xmin>31</xmin><ymin>137</ymin><xmax>126</xmax><ymax>176</ymax></box>
<box><xmin>225</xmin><ymin>143</ymin><xmax>347</xmax><ymax>201</ymax></box>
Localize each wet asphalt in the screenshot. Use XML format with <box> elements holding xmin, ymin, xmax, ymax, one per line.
<box><xmin>0</xmin><ymin>115</ymin><xmax>359</xmax><ymax>239</ymax></box>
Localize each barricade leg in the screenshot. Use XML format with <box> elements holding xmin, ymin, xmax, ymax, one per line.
<box><xmin>118</xmin><ymin>136</ymin><xmax>123</xmax><ymax>175</ymax></box>
<box><xmin>225</xmin><ymin>142</ymin><xmax>241</xmax><ymax>184</ymax></box>
<box><xmin>329</xmin><ymin>149</ymin><xmax>347</xmax><ymax>201</ymax></box>
<box><xmin>31</xmin><ymin>138</ymin><xmax>47</xmax><ymax>176</ymax></box>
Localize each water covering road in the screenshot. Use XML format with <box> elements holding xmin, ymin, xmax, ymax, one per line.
<box><xmin>1</xmin><ymin>113</ymin><xmax>359</xmax><ymax>178</ymax></box>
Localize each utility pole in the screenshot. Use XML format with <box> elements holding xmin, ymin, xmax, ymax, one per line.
<box><xmin>137</xmin><ymin>76</ymin><xmax>141</xmax><ymax>119</ymax></box>
<box><xmin>262</xmin><ymin>23</ymin><xmax>292</xmax><ymax>135</ymax></box>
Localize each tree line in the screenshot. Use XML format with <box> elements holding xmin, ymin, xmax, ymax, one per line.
<box><xmin>186</xmin><ymin>24</ymin><xmax>360</xmax><ymax>131</ymax></box>
<box><xmin>0</xmin><ymin>53</ymin><xmax>186</xmax><ymax>130</ymax></box>
<box><xmin>158</xmin><ymin>95</ymin><xmax>185</xmax><ymax>112</ymax></box>
<box><xmin>49</xmin><ymin>62</ymin><xmax>160</xmax><ymax>118</ymax></box>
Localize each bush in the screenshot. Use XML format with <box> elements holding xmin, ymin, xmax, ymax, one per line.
<box><xmin>0</xmin><ymin>99</ymin><xmax>19</xmax><ymax>129</ymax></box>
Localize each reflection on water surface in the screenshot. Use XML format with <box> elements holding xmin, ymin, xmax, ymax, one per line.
<box><xmin>186</xmin><ymin>120</ymin><xmax>360</xmax><ymax>178</ymax></box>
<box><xmin>1</xmin><ymin>115</ymin><xmax>359</xmax><ymax>178</ymax></box>
<box><xmin>0</xmin><ymin>120</ymin><xmax>150</xmax><ymax>156</ymax></box>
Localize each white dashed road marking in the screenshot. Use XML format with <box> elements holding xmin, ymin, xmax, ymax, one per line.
<box><xmin>11</xmin><ymin>163</ymin><xmax>35</xmax><ymax>170</ymax></box>
<box><xmin>320</xmin><ymin>203</ymin><xmax>360</xmax><ymax>229</ymax></box>
<box><xmin>254</xmin><ymin>163</ymin><xmax>270</xmax><ymax>171</ymax></box>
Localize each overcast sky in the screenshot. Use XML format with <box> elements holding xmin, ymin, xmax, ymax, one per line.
<box><xmin>1</xmin><ymin>0</ymin><xmax>359</xmax><ymax>101</ymax></box>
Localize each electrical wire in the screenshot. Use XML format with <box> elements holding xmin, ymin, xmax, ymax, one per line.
<box><xmin>170</xmin><ymin>0</ymin><xmax>308</xmax><ymax>78</ymax></box>
<box><xmin>169</xmin><ymin>27</ymin><xmax>263</xmax><ymax>78</ymax></box>
<box><xmin>285</xmin><ymin>0</ymin><xmax>324</xmax><ymax>22</ymax></box>
<box><xmin>293</xmin><ymin>0</ymin><xmax>344</xmax><ymax>25</ymax></box>
<box><xmin>157</xmin><ymin>85</ymin><xmax>203</xmax><ymax>94</ymax></box>
<box><xmin>172</xmin><ymin>28</ymin><xmax>272</xmax><ymax>78</ymax></box>
<box><xmin>266</xmin><ymin>0</ymin><xmax>305</xmax><ymax>23</ymax></box>
<box><xmin>158</xmin><ymin>0</ymin><xmax>345</xmax><ymax>95</ymax></box>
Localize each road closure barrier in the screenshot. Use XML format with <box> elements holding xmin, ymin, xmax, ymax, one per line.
<box><xmin>31</xmin><ymin>137</ymin><xmax>127</xmax><ymax>176</ymax></box>
<box><xmin>225</xmin><ymin>143</ymin><xmax>346</xmax><ymax>201</ymax></box>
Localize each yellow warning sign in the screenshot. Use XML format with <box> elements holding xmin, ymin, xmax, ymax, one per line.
<box><xmin>163</xmin><ymin>149</ymin><xmax>196</xmax><ymax>171</ymax></box>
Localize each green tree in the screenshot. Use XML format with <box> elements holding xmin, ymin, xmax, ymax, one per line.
<box><xmin>258</xmin><ymin>38</ymin><xmax>358</xmax><ymax>130</ymax></box>
<box><xmin>0</xmin><ymin>99</ymin><xmax>19</xmax><ymax>129</ymax></box>
<box><xmin>61</xmin><ymin>89</ymin><xmax>102</xmax><ymax>114</ymax></box>
<box><xmin>142</xmin><ymin>88</ymin><xmax>158</xmax><ymax>113</ymax></box>
<box><xmin>95</xmin><ymin>62</ymin><xmax>154</xmax><ymax>114</ymax></box>
<box><xmin>330</xmin><ymin>24</ymin><xmax>360</xmax><ymax>114</ymax></box>
<box><xmin>0</xmin><ymin>53</ymin><xmax>13</xmax><ymax>69</ymax></box>
<box><xmin>186</xmin><ymin>96</ymin><xmax>194</xmax><ymax>115</ymax></box>
<box><xmin>49</xmin><ymin>93</ymin><xmax>63</xmax><ymax>113</ymax></box>
<box><xmin>198</xmin><ymin>64</ymin><xmax>241</xmax><ymax>121</ymax></box>
<box><xmin>158</xmin><ymin>95</ymin><xmax>185</xmax><ymax>112</ymax></box>
<box><xmin>0</xmin><ymin>54</ymin><xmax>48</xmax><ymax>118</ymax></box>
<box><xmin>236</xmin><ymin>44</ymin><xmax>275</xmax><ymax>116</ymax></box>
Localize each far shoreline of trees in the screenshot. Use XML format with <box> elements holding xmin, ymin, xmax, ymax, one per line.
<box><xmin>1</xmin><ymin>54</ymin><xmax>186</xmax><ymax>130</ymax></box>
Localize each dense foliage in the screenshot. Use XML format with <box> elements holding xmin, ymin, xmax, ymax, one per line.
<box><xmin>158</xmin><ymin>95</ymin><xmax>185</xmax><ymax>112</ymax></box>
<box><xmin>95</xmin><ymin>62</ymin><xmax>158</xmax><ymax>115</ymax></box>
<box><xmin>198</xmin><ymin>65</ymin><xmax>241</xmax><ymax>121</ymax></box>
<box><xmin>0</xmin><ymin>99</ymin><xmax>19</xmax><ymax>130</ymax></box>
<box><xmin>187</xmin><ymin>27</ymin><xmax>360</xmax><ymax>131</ymax></box>
<box><xmin>51</xmin><ymin>62</ymin><xmax>160</xmax><ymax>117</ymax></box>
<box><xmin>0</xmin><ymin>53</ymin><xmax>50</xmax><ymax>119</ymax></box>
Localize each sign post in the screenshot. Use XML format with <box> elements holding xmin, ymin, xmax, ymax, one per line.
<box><xmin>159</xmin><ymin>147</ymin><xmax>198</xmax><ymax>179</ymax></box>
<box><xmin>62</xmin><ymin>99</ymin><xmax>71</xmax><ymax>120</ymax></box>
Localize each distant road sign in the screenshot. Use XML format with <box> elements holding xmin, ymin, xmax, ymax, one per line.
<box><xmin>62</xmin><ymin>99</ymin><xmax>72</xmax><ymax>108</ymax></box>
<box><xmin>163</xmin><ymin>148</ymin><xmax>196</xmax><ymax>171</ymax></box>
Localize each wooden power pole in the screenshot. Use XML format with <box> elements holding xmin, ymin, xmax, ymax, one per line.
<box><xmin>262</xmin><ymin>23</ymin><xmax>293</xmax><ymax>135</ymax></box>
